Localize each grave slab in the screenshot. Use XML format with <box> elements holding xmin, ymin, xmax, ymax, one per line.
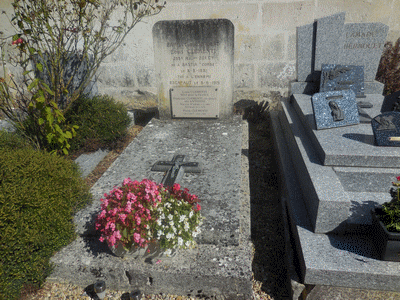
<box><xmin>49</xmin><ymin>116</ymin><xmax>253</xmax><ymax>299</ymax></box>
<box><xmin>291</xmin><ymin>93</ymin><xmax>400</xmax><ymax>168</ymax></box>
<box><xmin>271</xmin><ymin>108</ymin><xmax>400</xmax><ymax>292</ymax></box>
<box><xmin>153</xmin><ymin>19</ymin><xmax>234</xmax><ymax>119</ymax></box>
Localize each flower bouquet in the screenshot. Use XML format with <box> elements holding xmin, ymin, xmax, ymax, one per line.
<box><xmin>95</xmin><ymin>178</ymin><xmax>202</xmax><ymax>258</ymax></box>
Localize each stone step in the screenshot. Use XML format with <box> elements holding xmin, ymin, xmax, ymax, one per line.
<box><xmin>270</xmin><ymin>107</ymin><xmax>400</xmax><ymax>293</ymax></box>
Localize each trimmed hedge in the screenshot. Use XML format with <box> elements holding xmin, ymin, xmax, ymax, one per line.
<box><xmin>0</xmin><ymin>148</ymin><xmax>92</xmax><ymax>299</ymax></box>
<box><xmin>64</xmin><ymin>94</ymin><xmax>131</xmax><ymax>151</ymax></box>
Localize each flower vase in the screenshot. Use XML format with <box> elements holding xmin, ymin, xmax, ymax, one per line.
<box><xmin>371</xmin><ymin>208</ymin><xmax>400</xmax><ymax>262</ymax></box>
<box><xmin>109</xmin><ymin>241</ymin><xmax>176</xmax><ymax>260</ymax></box>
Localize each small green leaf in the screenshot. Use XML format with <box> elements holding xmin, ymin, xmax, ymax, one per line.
<box><xmin>62</xmin><ymin>148</ymin><xmax>68</xmax><ymax>155</ymax></box>
<box><xmin>38</xmin><ymin>118</ymin><xmax>44</xmax><ymax>125</ymax></box>
<box><xmin>36</xmin><ymin>63</ymin><xmax>43</xmax><ymax>72</ymax></box>
<box><xmin>64</xmin><ymin>131</ymin><xmax>72</xmax><ymax>139</ymax></box>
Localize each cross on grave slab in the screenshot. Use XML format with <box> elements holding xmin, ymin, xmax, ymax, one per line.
<box><xmin>151</xmin><ymin>155</ymin><xmax>201</xmax><ymax>187</ymax></box>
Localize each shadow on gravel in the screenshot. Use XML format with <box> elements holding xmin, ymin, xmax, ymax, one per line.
<box><xmin>248</xmin><ymin>113</ymin><xmax>292</xmax><ymax>299</ymax></box>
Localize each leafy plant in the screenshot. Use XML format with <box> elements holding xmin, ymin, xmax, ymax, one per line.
<box><xmin>0</xmin><ymin>0</ymin><xmax>165</xmax><ymax>154</ymax></box>
<box><xmin>375</xmin><ymin>176</ymin><xmax>400</xmax><ymax>233</ymax></box>
<box><xmin>376</xmin><ymin>38</ymin><xmax>400</xmax><ymax>96</ymax></box>
<box><xmin>64</xmin><ymin>94</ymin><xmax>131</xmax><ymax>151</ymax></box>
<box><xmin>0</xmin><ymin>147</ymin><xmax>92</xmax><ymax>299</ymax></box>
<box><xmin>95</xmin><ymin>179</ymin><xmax>202</xmax><ymax>255</ymax></box>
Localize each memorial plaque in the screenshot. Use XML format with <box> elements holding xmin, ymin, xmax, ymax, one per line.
<box><xmin>312</xmin><ymin>90</ymin><xmax>360</xmax><ymax>130</ymax></box>
<box><xmin>339</xmin><ymin>22</ymin><xmax>388</xmax><ymax>82</ymax></box>
<box><xmin>153</xmin><ymin>19</ymin><xmax>234</xmax><ymax>119</ymax></box>
<box><xmin>372</xmin><ymin>112</ymin><xmax>400</xmax><ymax>146</ymax></box>
<box><xmin>320</xmin><ymin>64</ymin><xmax>365</xmax><ymax>97</ymax></box>
<box><xmin>171</xmin><ymin>87</ymin><xmax>218</xmax><ymax>118</ymax></box>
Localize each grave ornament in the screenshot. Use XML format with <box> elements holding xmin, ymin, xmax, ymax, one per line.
<box><xmin>312</xmin><ymin>90</ymin><xmax>360</xmax><ymax>130</ymax></box>
<box><xmin>372</xmin><ymin>112</ymin><xmax>400</xmax><ymax>146</ymax></box>
<box><xmin>151</xmin><ymin>154</ymin><xmax>201</xmax><ymax>187</ymax></box>
<box><xmin>320</xmin><ymin>64</ymin><xmax>365</xmax><ymax>98</ymax></box>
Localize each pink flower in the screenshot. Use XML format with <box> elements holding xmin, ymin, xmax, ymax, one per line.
<box><xmin>195</xmin><ymin>203</ymin><xmax>201</xmax><ymax>211</ymax></box>
<box><xmin>396</xmin><ymin>176</ymin><xmax>400</xmax><ymax>181</ymax></box>
<box><xmin>119</xmin><ymin>214</ymin><xmax>127</xmax><ymax>223</ymax></box>
<box><xmin>133</xmin><ymin>233</ymin><xmax>141</xmax><ymax>243</ymax></box>
<box><xmin>173</xmin><ymin>183</ymin><xmax>181</xmax><ymax>192</ymax></box>
<box><xmin>12</xmin><ymin>38</ymin><xmax>24</xmax><ymax>45</ymax></box>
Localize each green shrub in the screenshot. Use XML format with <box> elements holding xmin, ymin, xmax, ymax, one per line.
<box><xmin>64</xmin><ymin>95</ymin><xmax>131</xmax><ymax>151</ymax></box>
<box><xmin>0</xmin><ymin>148</ymin><xmax>92</xmax><ymax>299</ymax></box>
<box><xmin>376</xmin><ymin>37</ymin><xmax>400</xmax><ymax>96</ymax></box>
<box><xmin>0</xmin><ymin>130</ymin><xmax>32</xmax><ymax>150</ymax></box>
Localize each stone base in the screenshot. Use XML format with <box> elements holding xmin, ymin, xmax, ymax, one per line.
<box><xmin>271</xmin><ymin>107</ymin><xmax>400</xmax><ymax>292</ymax></box>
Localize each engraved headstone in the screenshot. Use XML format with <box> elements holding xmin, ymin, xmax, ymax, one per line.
<box><xmin>372</xmin><ymin>112</ymin><xmax>400</xmax><ymax>146</ymax></box>
<box><xmin>320</xmin><ymin>64</ymin><xmax>365</xmax><ymax>97</ymax></box>
<box><xmin>340</xmin><ymin>22</ymin><xmax>389</xmax><ymax>82</ymax></box>
<box><xmin>152</xmin><ymin>19</ymin><xmax>234</xmax><ymax>119</ymax></box>
<box><xmin>312</xmin><ymin>90</ymin><xmax>360</xmax><ymax>130</ymax></box>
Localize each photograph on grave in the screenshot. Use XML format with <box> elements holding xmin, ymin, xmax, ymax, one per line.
<box><xmin>312</xmin><ymin>90</ymin><xmax>360</xmax><ymax>130</ymax></box>
<box><xmin>170</xmin><ymin>87</ymin><xmax>218</xmax><ymax>118</ymax></box>
<box><xmin>372</xmin><ymin>112</ymin><xmax>400</xmax><ymax>146</ymax></box>
<box><xmin>153</xmin><ymin>19</ymin><xmax>234</xmax><ymax>119</ymax></box>
<box><xmin>320</xmin><ymin>64</ymin><xmax>365</xmax><ymax>97</ymax></box>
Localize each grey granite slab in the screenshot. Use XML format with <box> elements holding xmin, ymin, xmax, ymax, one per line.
<box><xmin>296</xmin><ymin>22</ymin><xmax>317</xmax><ymax>82</ymax></box>
<box><xmin>320</xmin><ymin>64</ymin><xmax>365</xmax><ymax>97</ymax></box>
<box><xmin>315</xmin><ymin>12</ymin><xmax>346</xmax><ymax>71</ymax></box>
<box><xmin>340</xmin><ymin>22</ymin><xmax>389</xmax><ymax>82</ymax></box>
<box><xmin>290</xmin><ymin>80</ymin><xmax>384</xmax><ymax>96</ymax></box>
<box><xmin>312</xmin><ymin>90</ymin><xmax>359</xmax><ymax>130</ymax></box>
<box><xmin>74</xmin><ymin>116</ymin><xmax>244</xmax><ymax>246</ymax></box>
<box><xmin>292</xmin><ymin>93</ymin><xmax>400</xmax><ymax>167</ymax></box>
<box><xmin>74</xmin><ymin>149</ymin><xmax>109</xmax><ymax>178</ymax></box>
<box><xmin>49</xmin><ymin>117</ymin><xmax>252</xmax><ymax>299</ymax></box>
<box><xmin>279</xmin><ymin>99</ymin><xmax>350</xmax><ymax>233</ymax></box>
<box><xmin>271</xmin><ymin>108</ymin><xmax>400</xmax><ymax>292</ymax></box>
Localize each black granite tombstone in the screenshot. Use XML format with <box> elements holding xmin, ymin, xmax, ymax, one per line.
<box><xmin>312</xmin><ymin>90</ymin><xmax>360</xmax><ymax>130</ymax></box>
<box><xmin>371</xmin><ymin>112</ymin><xmax>400</xmax><ymax>146</ymax></box>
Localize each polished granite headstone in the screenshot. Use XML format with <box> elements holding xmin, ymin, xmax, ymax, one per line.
<box><xmin>320</xmin><ymin>64</ymin><xmax>365</xmax><ymax>97</ymax></box>
<box><xmin>381</xmin><ymin>90</ymin><xmax>400</xmax><ymax>113</ymax></box>
<box><xmin>372</xmin><ymin>112</ymin><xmax>400</xmax><ymax>146</ymax></box>
<box><xmin>312</xmin><ymin>90</ymin><xmax>359</xmax><ymax>130</ymax></box>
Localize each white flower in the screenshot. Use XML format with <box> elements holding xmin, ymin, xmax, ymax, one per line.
<box><xmin>177</xmin><ymin>237</ymin><xmax>183</xmax><ymax>246</ymax></box>
<box><xmin>156</xmin><ymin>219</ymin><xmax>162</xmax><ymax>226</ymax></box>
<box><xmin>179</xmin><ymin>215</ymin><xmax>186</xmax><ymax>222</ymax></box>
<box><xmin>166</xmin><ymin>232</ymin><xmax>174</xmax><ymax>239</ymax></box>
<box><xmin>169</xmin><ymin>220</ymin><xmax>174</xmax><ymax>226</ymax></box>
<box><xmin>184</xmin><ymin>222</ymin><xmax>189</xmax><ymax>231</ymax></box>
<box><xmin>189</xmin><ymin>211</ymin><xmax>193</xmax><ymax>218</ymax></box>
<box><xmin>185</xmin><ymin>241</ymin><xmax>191</xmax><ymax>248</ymax></box>
<box><xmin>168</xmin><ymin>214</ymin><xmax>173</xmax><ymax>220</ymax></box>
<box><xmin>160</xmin><ymin>213</ymin><xmax>165</xmax><ymax>220</ymax></box>
<box><xmin>157</xmin><ymin>230</ymin><xmax>162</xmax><ymax>237</ymax></box>
<box><xmin>165</xmin><ymin>249</ymin><xmax>172</xmax><ymax>256</ymax></box>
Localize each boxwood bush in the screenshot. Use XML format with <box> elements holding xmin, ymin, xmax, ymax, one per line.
<box><xmin>0</xmin><ymin>147</ymin><xmax>92</xmax><ymax>299</ymax></box>
<box><xmin>64</xmin><ymin>94</ymin><xmax>131</xmax><ymax>151</ymax></box>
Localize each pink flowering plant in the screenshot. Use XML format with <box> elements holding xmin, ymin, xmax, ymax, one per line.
<box><xmin>95</xmin><ymin>178</ymin><xmax>202</xmax><ymax>253</ymax></box>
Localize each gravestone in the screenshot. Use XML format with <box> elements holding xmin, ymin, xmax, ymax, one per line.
<box><xmin>274</xmin><ymin>11</ymin><xmax>400</xmax><ymax>295</ymax></box>
<box><xmin>314</xmin><ymin>12</ymin><xmax>345</xmax><ymax>71</ymax></box>
<box><xmin>291</xmin><ymin>12</ymin><xmax>388</xmax><ymax>96</ymax></box>
<box><xmin>152</xmin><ymin>19</ymin><xmax>234</xmax><ymax>119</ymax></box>
<box><xmin>320</xmin><ymin>64</ymin><xmax>365</xmax><ymax>97</ymax></box>
<box><xmin>312</xmin><ymin>90</ymin><xmax>359</xmax><ymax>130</ymax></box>
<box><xmin>341</xmin><ymin>23</ymin><xmax>389</xmax><ymax>82</ymax></box>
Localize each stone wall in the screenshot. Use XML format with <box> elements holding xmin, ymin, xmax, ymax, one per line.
<box><xmin>0</xmin><ymin>0</ymin><xmax>399</xmax><ymax>108</ymax></box>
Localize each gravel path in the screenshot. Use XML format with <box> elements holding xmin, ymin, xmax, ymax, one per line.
<box><xmin>22</xmin><ymin>108</ymin><xmax>290</xmax><ymax>300</ymax></box>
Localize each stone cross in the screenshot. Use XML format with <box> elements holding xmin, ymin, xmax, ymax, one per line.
<box><xmin>151</xmin><ymin>155</ymin><xmax>201</xmax><ymax>187</ymax></box>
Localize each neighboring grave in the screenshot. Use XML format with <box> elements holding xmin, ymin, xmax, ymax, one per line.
<box><xmin>153</xmin><ymin>19</ymin><xmax>234</xmax><ymax>119</ymax></box>
<box><xmin>292</xmin><ymin>12</ymin><xmax>388</xmax><ymax>96</ymax></box>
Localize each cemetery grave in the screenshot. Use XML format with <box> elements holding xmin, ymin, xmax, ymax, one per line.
<box><xmin>272</xmin><ymin>11</ymin><xmax>400</xmax><ymax>292</ymax></box>
<box><xmin>48</xmin><ymin>19</ymin><xmax>255</xmax><ymax>299</ymax></box>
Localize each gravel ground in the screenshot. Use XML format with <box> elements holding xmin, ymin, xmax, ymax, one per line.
<box><xmin>21</xmin><ymin>104</ymin><xmax>290</xmax><ymax>300</ymax></box>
